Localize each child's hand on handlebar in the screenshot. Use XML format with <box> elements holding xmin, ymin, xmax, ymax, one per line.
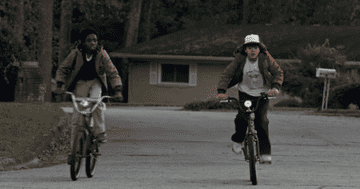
<box><xmin>267</xmin><ymin>88</ymin><xmax>280</xmax><ymax>97</ymax></box>
<box><xmin>53</xmin><ymin>88</ymin><xmax>65</xmax><ymax>95</ymax></box>
<box><xmin>114</xmin><ymin>91</ymin><xmax>124</xmax><ymax>102</ymax></box>
<box><xmin>217</xmin><ymin>93</ymin><xmax>227</xmax><ymax>100</ymax></box>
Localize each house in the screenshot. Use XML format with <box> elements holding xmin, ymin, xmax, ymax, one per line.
<box><xmin>109</xmin><ymin>53</ymin><xmax>305</xmax><ymax>106</ymax></box>
<box><xmin>109</xmin><ymin>53</ymin><xmax>241</xmax><ymax>105</ymax></box>
<box><xmin>109</xmin><ymin>24</ymin><xmax>360</xmax><ymax>106</ymax></box>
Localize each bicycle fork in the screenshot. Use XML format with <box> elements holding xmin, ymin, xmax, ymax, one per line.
<box><xmin>84</xmin><ymin>114</ymin><xmax>100</xmax><ymax>157</ymax></box>
<box><xmin>245</xmin><ymin>112</ymin><xmax>261</xmax><ymax>162</ymax></box>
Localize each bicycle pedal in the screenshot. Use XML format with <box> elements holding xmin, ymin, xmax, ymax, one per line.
<box><xmin>92</xmin><ymin>151</ymin><xmax>101</xmax><ymax>156</ymax></box>
<box><xmin>75</xmin><ymin>154</ymin><xmax>83</xmax><ymax>158</ymax></box>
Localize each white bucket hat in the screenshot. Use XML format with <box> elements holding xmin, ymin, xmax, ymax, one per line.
<box><xmin>233</xmin><ymin>34</ymin><xmax>265</xmax><ymax>56</ymax></box>
<box><xmin>244</xmin><ymin>34</ymin><xmax>260</xmax><ymax>44</ymax></box>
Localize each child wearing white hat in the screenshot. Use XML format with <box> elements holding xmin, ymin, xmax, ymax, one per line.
<box><xmin>217</xmin><ymin>34</ymin><xmax>283</xmax><ymax>164</ymax></box>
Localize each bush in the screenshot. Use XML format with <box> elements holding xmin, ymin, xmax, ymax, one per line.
<box><xmin>0</xmin><ymin>103</ymin><xmax>71</xmax><ymax>164</ymax></box>
<box><xmin>183</xmin><ymin>98</ymin><xmax>239</xmax><ymax>110</ymax></box>
<box><xmin>327</xmin><ymin>83</ymin><xmax>360</xmax><ymax>109</ymax></box>
<box><xmin>281</xmin><ymin>39</ymin><xmax>347</xmax><ymax>108</ymax></box>
<box><xmin>274</xmin><ymin>99</ymin><xmax>301</xmax><ymax>107</ymax></box>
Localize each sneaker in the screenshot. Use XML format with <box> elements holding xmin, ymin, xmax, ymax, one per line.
<box><xmin>232</xmin><ymin>142</ymin><xmax>244</xmax><ymax>154</ymax></box>
<box><xmin>260</xmin><ymin>155</ymin><xmax>272</xmax><ymax>164</ymax></box>
<box><xmin>97</xmin><ymin>132</ymin><xmax>107</xmax><ymax>143</ymax></box>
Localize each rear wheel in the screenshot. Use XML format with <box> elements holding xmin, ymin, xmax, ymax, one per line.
<box><xmin>70</xmin><ymin>132</ymin><xmax>85</xmax><ymax>181</ymax></box>
<box><xmin>247</xmin><ymin>135</ymin><xmax>257</xmax><ymax>185</ymax></box>
<box><xmin>86</xmin><ymin>139</ymin><xmax>98</xmax><ymax>178</ymax></box>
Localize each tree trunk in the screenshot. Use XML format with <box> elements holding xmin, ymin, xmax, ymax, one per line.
<box><xmin>14</xmin><ymin>0</ymin><xmax>24</xmax><ymax>44</ymax></box>
<box><xmin>145</xmin><ymin>1</ymin><xmax>153</xmax><ymax>41</ymax></box>
<box><xmin>241</xmin><ymin>0</ymin><xmax>249</xmax><ymax>25</ymax></box>
<box><xmin>39</xmin><ymin>0</ymin><xmax>53</xmax><ymax>102</ymax></box>
<box><xmin>122</xmin><ymin>0</ymin><xmax>143</xmax><ymax>103</ymax></box>
<box><xmin>125</xmin><ymin>0</ymin><xmax>143</xmax><ymax>47</ymax></box>
<box><xmin>58</xmin><ymin>0</ymin><xmax>72</xmax><ymax>67</ymax></box>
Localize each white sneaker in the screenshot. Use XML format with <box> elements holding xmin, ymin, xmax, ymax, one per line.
<box><xmin>232</xmin><ymin>142</ymin><xmax>244</xmax><ymax>154</ymax></box>
<box><xmin>260</xmin><ymin>155</ymin><xmax>272</xmax><ymax>164</ymax></box>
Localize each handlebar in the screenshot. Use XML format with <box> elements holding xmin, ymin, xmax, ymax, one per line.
<box><xmin>220</xmin><ymin>92</ymin><xmax>276</xmax><ymax>113</ymax></box>
<box><xmin>65</xmin><ymin>91</ymin><xmax>112</xmax><ymax>114</ymax></box>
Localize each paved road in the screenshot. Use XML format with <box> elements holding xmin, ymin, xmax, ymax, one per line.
<box><xmin>0</xmin><ymin>107</ymin><xmax>359</xmax><ymax>189</ymax></box>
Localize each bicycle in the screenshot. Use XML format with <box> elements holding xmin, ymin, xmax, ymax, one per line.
<box><xmin>221</xmin><ymin>92</ymin><xmax>275</xmax><ymax>185</ymax></box>
<box><xmin>65</xmin><ymin>91</ymin><xmax>112</xmax><ymax>181</ymax></box>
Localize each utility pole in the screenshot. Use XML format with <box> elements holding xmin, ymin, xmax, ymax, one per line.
<box><xmin>38</xmin><ymin>0</ymin><xmax>53</xmax><ymax>102</ymax></box>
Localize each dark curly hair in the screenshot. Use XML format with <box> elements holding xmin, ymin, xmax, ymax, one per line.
<box><xmin>79</xmin><ymin>28</ymin><xmax>98</xmax><ymax>43</ymax></box>
<box><xmin>233</xmin><ymin>43</ymin><xmax>266</xmax><ymax>56</ymax></box>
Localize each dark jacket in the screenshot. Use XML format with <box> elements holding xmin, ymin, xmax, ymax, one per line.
<box><xmin>55</xmin><ymin>43</ymin><xmax>123</xmax><ymax>93</ymax></box>
<box><xmin>217</xmin><ymin>47</ymin><xmax>283</xmax><ymax>94</ymax></box>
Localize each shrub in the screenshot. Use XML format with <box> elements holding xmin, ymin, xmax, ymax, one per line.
<box><xmin>274</xmin><ymin>99</ymin><xmax>301</xmax><ymax>107</ymax></box>
<box><xmin>281</xmin><ymin>39</ymin><xmax>347</xmax><ymax>108</ymax></box>
<box><xmin>327</xmin><ymin>83</ymin><xmax>360</xmax><ymax>109</ymax></box>
<box><xmin>0</xmin><ymin>103</ymin><xmax>71</xmax><ymax>164</ymax></box>
<box><xmin>183</xmin><ymin>98</ymin><xmax>239</xmax><ymax>110</ymax></box>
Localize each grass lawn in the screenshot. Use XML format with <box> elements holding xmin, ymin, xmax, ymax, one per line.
<box><xmin>0</xmin><ymin>102</ymin><xmax>71</xmax><ymax>171</ymax></box>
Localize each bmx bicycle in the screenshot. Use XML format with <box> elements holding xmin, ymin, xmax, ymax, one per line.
<box><xmin>221</xmin><ymin>92</ymin><xmax>275</xmax><ymax>185</ymax></box>
<box><xmin>65</xmin><ymin>91</ymin><xmax>112</xmax><ymax>181</ymax></box>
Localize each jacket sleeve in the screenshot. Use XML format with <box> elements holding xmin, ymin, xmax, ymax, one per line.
<box><xmin>101</xmin><ymin>49</ymin><xmax>123</xmax><ymax>91</ymax></box>
<box><xmin>217</xmin><ymin>58</ymin><xmax>239</xmax><ymax>94</ymax></box>
<box><xmin>265</xmin><ymin>51</ymin><xmax>283</xmax><ymax>90</ymax></box>
<box><xmin>55</xmin><ymin>49</ymin><xmax>77</xmax><ymax>84</ymax></box>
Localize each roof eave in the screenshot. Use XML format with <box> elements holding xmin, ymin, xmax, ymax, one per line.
<box><xmin>109</xmin><ymin>52</ymin><xmax>234</xmax><ymax>62</ymax></box>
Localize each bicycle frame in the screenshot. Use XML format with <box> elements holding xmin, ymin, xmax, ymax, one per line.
<box><xmin>221</xmin><ymin>92</ymin><xmax>275</xmax><ymax>185</ymax></box>
<box><xmin>221</xmin><ymin>92</ymin><xmax>275</xmax><ymax>161</ymax></box>
<box><xmin>66</xmin><ymin>91</ymin><xmax>111</xmax><ymax>181</ymax></box>
<box><xmin>66</xmin><ymin>91</ymin><xmax>111</xmax><ymax>142</ymax></box>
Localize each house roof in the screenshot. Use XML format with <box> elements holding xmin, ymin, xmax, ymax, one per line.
<box><xmin>109</xmin><ymin>52</ymin><xmax>303</xmax><ymax>65</ymax></box>
<box><xmin>111</xmin><ymin>24</ymin><xmax>360</xmax><ymax>60</ymax></box>
<box><xmin>110</xmin><ymin>52</ymin><xmax>360</xmax><ymax>68</ymax></box>
<box><xmin>109</xmin><ymin>53</ymin><xmax>234</xmax><ymax>62</ymax></box>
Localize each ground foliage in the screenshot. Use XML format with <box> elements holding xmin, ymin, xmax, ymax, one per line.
<box><xmin>0</xmin><ymin>103</ymin><xmax>71</xmax><ymax>165</ymax></box>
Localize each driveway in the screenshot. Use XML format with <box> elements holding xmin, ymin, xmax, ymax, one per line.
<box><xmin>0</xmin><ymin>107</ymin><xmax>359</xmax><ymax>189</ymax></box>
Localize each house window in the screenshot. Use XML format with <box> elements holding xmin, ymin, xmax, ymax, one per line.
<box><xmin>161</xmin><ymin>64</ymin><xmax>189</xmax><ymax>83</ymax></box>
<box><xmin>149</xmin><ymin>62</ymin><xmax>197</xmax><ymax>86</ymax></box>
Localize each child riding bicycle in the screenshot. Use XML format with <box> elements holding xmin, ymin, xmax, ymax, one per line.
<box><xmin>217</xmin><ymin>34</ymin><xmax>283</xmax><ymax>164</ymax></box>
<box><xmin>54</xmin><ymin>28</ymin><xmax>123</xmax><ymax>164</ymax></box>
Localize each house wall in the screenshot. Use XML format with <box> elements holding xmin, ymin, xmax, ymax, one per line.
<box><xmin>125</xmin><ymin>57</ymin><xmax>360</xmax><ymax>106</ymax></box>
<box><xmin>128</xmin><ymin>60</ymin><xmax>238</xmax><ymax>105</ymax></box>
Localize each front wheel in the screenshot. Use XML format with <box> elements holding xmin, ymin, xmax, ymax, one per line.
<box><xmin>86</xmin><ymin>139</ymin><xmax>99</xmax><ymax>178</ymax></box>
<box><xmin>247</xmin><ymin>135</ymin><xmax>257</xmax><ymax>185</ymax></box>
<box><xmin>70</xmin><ymin>131</ymin><xmax>85</xmax><ymax>181</ymax></box>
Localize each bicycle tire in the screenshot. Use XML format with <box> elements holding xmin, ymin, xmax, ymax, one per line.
<box><xmin>86</xmin><ymin>139</ymin><xmax>98</xmax><ymax>178</ymax></box>
<box><xmin>70</xmin><ymin>131</ymin><xmax>85</xmax><ymax>181</ymax></box>
<box><xmin>247</xmin><ymin>135</ymin><xmax>257</xmax><ymax>185</ymax></box>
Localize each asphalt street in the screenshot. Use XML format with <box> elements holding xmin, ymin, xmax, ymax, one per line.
<box><xmin>0</xmin><ymin>106</ymin><xmax>359</xmax><ymax>189</ymax></box>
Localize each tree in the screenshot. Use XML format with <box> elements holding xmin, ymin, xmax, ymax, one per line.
<box><xmin>241</xmin><ymin>0</ymin><xmax>249</xmax><ymax>24</ymax></box>
<box><xmin>13</xmin><ymin>0</ymin><xmax>24</xmax><ymax>44</ymax></box>
<box><xmin>125</xmin><ymin>0</ymin><xmax>143</xmax><ymax>47</ymax></box>
<box><xmin>58</xmin><ymin>0</ymin><xmax>73</xmax><ymax>66</ymax></box>
<box><xmin>144</xmin><ymin>1</ymin><xmax>153</xmax><ymax>42</ymax></box>
<box><xmin>38</xmin><ymin>0</ymin><xmax>53</xmax><ymax>102</ymax></box>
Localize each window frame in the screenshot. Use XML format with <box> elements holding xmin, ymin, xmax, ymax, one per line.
<box><xmin>149</xmin><ymin>62</ymin><xmax>197</xmax><ymax>87</ymax></box>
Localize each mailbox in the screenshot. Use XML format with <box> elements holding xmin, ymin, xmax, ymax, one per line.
<box><xmin>316</xmin><ymin>68</ymin><xmax>336</xmax><ymax>79</ymax></box>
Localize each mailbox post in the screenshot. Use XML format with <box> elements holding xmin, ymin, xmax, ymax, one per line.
<box><xmin>316</xmin><ymin>68</ymin><xmax>336</xmax><ymax>111</ymax></box>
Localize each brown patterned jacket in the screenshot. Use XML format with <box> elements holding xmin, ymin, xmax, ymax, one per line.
<box><xmin>55</xmin><ymin>43</ymin><xmax>123</xmax><ymax>93</ymax></box>
<box><xmin>217</xmin><ymin>48</ymin><xmax>283</xmax><ymax>94</ymax></box>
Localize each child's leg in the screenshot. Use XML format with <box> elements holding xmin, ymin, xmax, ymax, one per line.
<box><xmin>254</xmin><ymin>99</ymin><xmax>271</xmax><ymax>155</ymax></box>
<box><xmin>88</xmin><ymin>79</ymin><xmax>105</xmax><ymax>136</ymax></box>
